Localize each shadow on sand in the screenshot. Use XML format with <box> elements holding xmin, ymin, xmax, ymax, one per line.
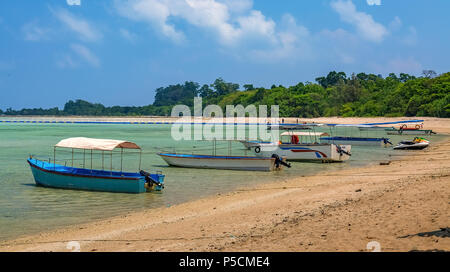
<box><xmin>399</xmin><ymin>227</ymin><xmax>450</xmax><ymax>239</ymax></box>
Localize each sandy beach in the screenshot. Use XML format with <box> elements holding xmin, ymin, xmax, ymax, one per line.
<box><xmin>0</xmin><ymin>117</ymin><xmax>448</xmax><ymax>252</ymax></box>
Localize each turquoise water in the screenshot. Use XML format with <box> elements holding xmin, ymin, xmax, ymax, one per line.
<box><xmin>0</xmin><ymin>121</ymin><xmax>446</xmax><ymax>241</ymax></box>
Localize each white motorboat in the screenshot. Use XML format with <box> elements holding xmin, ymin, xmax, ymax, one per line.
<box><xmin>158</xmin><ymin>153</ymin><xmax>289</xmax><ymax>171</ymax></box>
<box><xmin>252</xmin><ymin>132</ymin><xmax>352</xmax><ymax>162</ymax></box>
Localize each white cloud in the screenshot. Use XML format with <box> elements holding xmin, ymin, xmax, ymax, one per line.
<box><xmin>67</xmin><ymin>0</ymin><xmax>81</xmax><ymax>6</ymax></box>
<box><xmin>70</xmin><ymin>44</ymin><xmax>100</xmax><ymax>67</ymax></box>
<box><xmin>114</xmin><ymin>0</ymin><xmax>395</xmax><ymax>66</ymax></box>
<box><xmin>331</xmin><ymin>0</ymin><xmax>388</xmax><ymax>42</ymax></box>
<box><xmin>52</xmin><ymin>8</ymin><xmax>102</xmax><ymax>42</ymax></box>
<box><xmin>114</xmin><ymin>0</ymin><xmax>319</xmax><ymax>63</ymax></box>
<box><xmin>366</xmin><ymin>0</ymin><xmax>381</xmax><ymax>6</ymax></box>
<box><xmin>248</xmin><ymin>14</ymin><xmax>312</xmax><ymax>62</ymax></box>
<box><xmin>219</xmin><ymin>0</ymin><xmax>252</xmax><ymax>14</ymax></box>
<box><xmin>114</xmin><ymin>0</ymin><xmax>279</xmax><ymax>46</ymax></box>
<box><xmin>235</xmin><ymin>10</ymin><xmax>276</xmax><ymax>44</ymax></box>
<box><xmin>116</xmin><ymin>0</ymin><xmax>185</xmax><ymax>43</ymax></box>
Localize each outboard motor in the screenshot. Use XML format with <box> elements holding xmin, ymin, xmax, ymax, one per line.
<box><xmin>336</xmin><ymin>145</ymin><xmax>352</xmax><ymax>156</ymax></box>
<box><xmin>140</xmin><ymin>170</ymin><xmax>163</xmax><ymax>188</ymax></box>
<box><xmin>383</xmin><ymin>138</ymin><xmax>393</xmax><ymax>145</ymax></box>
<box><xmin>271</xmin><ymin>154</ymin><xmax>291</xmax><ymax>169</ymax></box>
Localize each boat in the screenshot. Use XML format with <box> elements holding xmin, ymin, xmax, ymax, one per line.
<box><xmin>386</xmin><ymin>128</ymin><xmax>435</xmax><ymax>135</ymax></box>
<box><xmin>239</xmin><ymin>140</ymin><xmax>271</xmax><ymax>149</ymax></box>
<box><xmin>158</xmin><ymin>153</ymin><xmax>288</xmax><ymax>171</ymax></box>
<box><xmin>393</xmin><ymin>137</ymin><xmax>430</xmax><ymax>150</ymax></box>
<box><xmin>267</xmin><ymin>124</ymin><xmax>315</xmax><ymax>131</ymax></box>
<box><xmin>320</xmin><ymin>136</ymin><xmax>392</xmax><ymax>146</ymax></box>
<box><xmin>319</xmin><ymin>124</ymin><xmax>392</xmax><ymax>146</ymax></box>
<box><xmin>27</xmin><ymin>137</ymin><xmax>165</xmax><ymax>194</ymax></box>
<box><xmin>252</xmin><ymin>132</ymin><xmax>352</xmax><ymax>162</ymax></box>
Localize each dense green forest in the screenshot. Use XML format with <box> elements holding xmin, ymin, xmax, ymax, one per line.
<box><xmin>1</xmin><ymin>71</ymin><xmax>449</xmax><ymax>117</ymax></box>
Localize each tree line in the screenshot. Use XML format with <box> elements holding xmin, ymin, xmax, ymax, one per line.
<box><xmin>1</xmin><ymin>71</ymin><xmax>448</xmax><ymax>117</ymax></box>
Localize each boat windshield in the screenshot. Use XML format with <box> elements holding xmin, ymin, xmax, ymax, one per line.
<box><xmin>280</xmin><ymin>132</ymin><xmax>329</xmax><ymax>144</ymax></box>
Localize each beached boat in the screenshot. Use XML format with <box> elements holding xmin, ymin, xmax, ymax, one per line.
<box><xmin>158</xmin><ymin>153</ymin><xmax>288</xmax><ymax>171</ymax></box>
<box><xmin>267</xmin><ymin>124</ymin><xmax>315</xmax><ymax>131</ymax></box>
<box><xmin>393</xmin><ymin>137</ymin><xmax>430</xmax><ymax>150</ymax></box>
<box><xmin>319</xmin><ymin>124</ymin><xmax>393</xmax><ymax>146</ymax></box>
<box><xmin>252</xmin><ymin>132</ymin><xmax>352</xmax><ymax>162</ymax></box>
<box><xmin>386</xmin><ymin>128</ymin><xmax>435</xmax><ymax>135</ymax></box>
<box><xmin>239</xmin><ymin>140</ymin><xmax>271</xmax><ymax>149</ymax></box>
<box><xmin>27</xmin><ymin>137</ymin><xmax>164</xmax><ymax>194</ymax></box>
<box><xmin>320</xmin><ymin>136</ymin><xmax>392</xmax><ymax>146</ymax></box>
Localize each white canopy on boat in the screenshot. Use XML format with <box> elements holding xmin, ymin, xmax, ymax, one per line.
<box><xmin>54</xmin><ymin>137</ymin><xmax>141</xmax><ymax>151</ymax></box>
<box><xmin>280</xmin><ymin>132</ymin><xmax>329</xmax><ymax>137</ymax></box>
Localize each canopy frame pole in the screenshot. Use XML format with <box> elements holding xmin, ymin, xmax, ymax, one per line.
<box><xmin>90</xmin><ymin>149</ymin><xmax>93</xmax><ymax>172</ymax></box>
<box><xmin>71</xmin><ymin>149</ymin><xmax>74</xmax><ymax>167</ymax></box>
<box><xmin>329</xmin><ymin>126</ymin><xmax>334</xmax><ymax>144</ymax></box>
<box><xmin>120</xmin><ymin>148</ymin><xmax>123</xmax><ymax>175</ymax></box>
<box><xmin>102</xmin><ymin>151</ymin><xmax>104</xmax><ymax>170</ymax></box>
<box><xmin>138</xmin><ymin>149</ymin><xmax>142</xmax><ymax>171</ymax></box>
<box><xmin>53</xmin><ymin>147</ymin><xmax>56</xmax><ymax>171</ymax></box>
<box><xmin>311</xmin><ymin>126</ymin><xmax>316</xmax><ymax>144</ymax></box>
<box><xmin>83</xmin><ymin>149</ymin><xmax>85</xmax><ymax>168</ymax></box>
<box><xmin>110</xmin><ymin>151</ymin><xmax>112</xmax><ymax>176</ymax></box>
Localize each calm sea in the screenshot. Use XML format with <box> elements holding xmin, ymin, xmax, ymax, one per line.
<box><xmin>0</xmin><ymin>119</ymin><xmax>445</xmax><ymax>241</ymax></box>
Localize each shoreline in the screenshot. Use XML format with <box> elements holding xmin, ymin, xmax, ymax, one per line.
<box><xmin>0</xmin><ymin>115</ymin><xmax>433</xmax><ymax>125</ymax></box>
<box><xmin>0</xmin><ymin>117</ymin><xmax>449</xmax><ymax>252</ymax></box>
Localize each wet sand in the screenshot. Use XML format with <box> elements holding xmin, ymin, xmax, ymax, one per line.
<box><xmin>0</xmin><ymin>117</ymin><xmax>449</xmax><ymax>252</ymax></box>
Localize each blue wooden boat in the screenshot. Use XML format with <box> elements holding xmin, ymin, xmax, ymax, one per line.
<box><xmin>27</xmin><ymin>137</ymin><xmax>164</xmax><ymax>194</ymax></box>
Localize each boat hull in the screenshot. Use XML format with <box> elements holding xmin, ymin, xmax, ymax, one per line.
<box><xmin>158</xmin><ymin>153</ymin><xmax>278</xmax><ymax>171</ymax></box>
<box><xmin>393</xmin><ymin>142</ymin><xmax>429</xmax><ymax>150</ymax></box>
<box><xmin>386</xmin><ymin>129</ymin><xmax>434</xmax><ymax>135</ymax></box>
<box><xmin>27</xmin><ymin>158</ymin><xmax>163</xmax><ymax>194</ymax></box>
<box><xmin>253</xmin><ymin>143</ymin><xmax>351</xmax><ymax>162</ymax></box>
<box><xmin>239</xmin><ymin>140</ymin><xmax>271</xmax><ymax>149</ymax></box>
<box><xmin>320</xmin><ymin>137</ymin><xmax>389</xmax><ymax>146</ymax></box>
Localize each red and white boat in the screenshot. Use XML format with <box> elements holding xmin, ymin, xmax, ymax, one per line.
<box><xmin>252</xmin><ymin>132</ymin><xmax>352</xmax><ymax>162</ymax></box>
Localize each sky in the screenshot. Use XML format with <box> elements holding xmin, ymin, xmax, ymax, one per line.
<box><xmin>0</xmin><ymin>0</ymin><xmax>449</xmax><ymax>109</ymax></box>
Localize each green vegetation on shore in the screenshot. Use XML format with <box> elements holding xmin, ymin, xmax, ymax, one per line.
<box><xmin>2</xmin><ymin>71</ymin><xmax>449</xmax><ymax>118</ymax></box>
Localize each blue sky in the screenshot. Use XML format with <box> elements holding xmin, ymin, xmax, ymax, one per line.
<box><xmin>0</xmin><ymin>0</ymin><xmax>449</xmax><ymax>109</ymax></box>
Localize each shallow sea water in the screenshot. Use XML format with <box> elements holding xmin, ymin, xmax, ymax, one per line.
<box><xmin>0</xmin><ymin>120</ymin><xmax>445</xmax><ymax>241</ymax></box>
